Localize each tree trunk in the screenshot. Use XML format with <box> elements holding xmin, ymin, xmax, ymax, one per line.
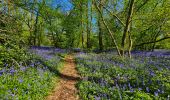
<box><xmin>89</xmin><ymin>0</ymin><xmax>93</xmax><ymax>48</ymax></box>
<box><xmin>33</xmin><ymin>9</ymin><xmax>39</xmax><ymax>46</ymax></box>
<box><xmin>121</xmin><ymin>0</ymin><xmax>135</xmax><ymax>57</ymax></box>
<box><xmin>80</xmin><ymin>1</ymin><xmax>84</xmax><ymax>49</ymax></box>
<box><xmin>98</xmin><ymin>0</ymin><xmax>105</xmax><ymax>51</ymax></box>
<box><xmin>128</xmin><ymin>32</ymin><xmax>133</xmax><ymax>58</ymax></box>
<box><xmin>86</xmin><ymin>0</ymin><xmax>91</xmax><ymax>48</ymax></box>
<box><xmin>94</xmin><ymin>0</ymin><xmax>121</xmax><ymax>56</ymax></box>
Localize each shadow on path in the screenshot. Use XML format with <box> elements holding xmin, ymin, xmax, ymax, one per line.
<box><xmin>46</xmin><ymin>55</ymin><xmax>80</xmax><ymax>100</ymax></box>
<box><xmin>44</xmin><ymin>62</ymin><xmax>81</xmax><ymax>81</ymax></box>
<box><xmin>39</xmin><ymin>55</ymin><xmax>81</xmax><ymax>81</ymax></box>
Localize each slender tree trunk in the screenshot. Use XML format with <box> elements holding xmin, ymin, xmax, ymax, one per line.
<box><xmin>80</xmin><ymin>1</ymin><xmax>84</xmax><ymax>49</ymax></box>
<box><xmin>128</xmin><ymin>32</ymin><xmax>133</xmax><ymax>58</ymax></box>
<box><xmin>98</xmin><ymin>0</ymin><xmax>105</xmax><ymax>51</ymax></box>
<box><xmin>121</xmin><ymin>0</ymin><xmax>135</xmax><ymax>57</ymax></box>
<box><xmin>128</xmin><ymin>22</ymin><xmax>133</xmax><ymax>58</ymax></box>
<box><xmin>7</xmin><ymin>0</ymin><xmax>10</xmax><ymax>14</ymax></box>
<box><xmin>89</xmin><ymin>0</ymin><xmax>93</xmax><ymax>48</ymax></box>
<box><xmin>94</xmin><ymin>1</ymin><xmax>121</xmax><ymax>56</ymax></box>
<box><xmin>98</xmin><ymin>19</ymin><xmax>103</xmax><ymax>51</ymax></box>
<box><xmin>86</xmin><ymin>0</ymin><xmax>91</xmax><ymax>48</ymax></box>
<box><xmin>33</xmin><ymin>9</ymin><xmax>39</xmax><ymax>46</ymax></box>
<box><xmin>151</xmin><ymin>28</ymin><xmax>162</xmax><ymax>52</ymax></box>
<box><xmin>37</xmin><ymin>23</ymin><xmax>43</xmax><ymax>46</ymax></box>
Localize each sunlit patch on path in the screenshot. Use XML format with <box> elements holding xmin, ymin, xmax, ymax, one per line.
<box><xmin>46</xmin><ymin>55</ymin><xmax>80</xmax><ymax>100</ymax></box>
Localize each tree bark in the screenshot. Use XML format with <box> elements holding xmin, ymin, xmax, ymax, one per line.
<box><xmin>86</xmin><ymin>0</ymin><xmax>91</xmax><ymax>48</ymax></box>
<box><xmin>97</xmin><ymin>0</ymin><xmax>105</xmax><ymax>51</ymax></box>
<box><xmin>121</xmin><ymin>0</ymin><xmax>135</xmax><ymax>57</ymax></box>
<box><xmin>33</xmin><ymin>9</ymin><xmax>39</xmax><ymax>46</ymax></box>
<box><xmin>80</xmin><ymin>1</ymin><xmax>84</xmax><ymax>49</ymax></box>
<box><xmin>89</xmin><ymin>0</ymin><xmax>93</xmax><ymax>48</ymax></box>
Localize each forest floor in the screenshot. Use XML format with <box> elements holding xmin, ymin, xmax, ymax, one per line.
<box><xmin>46</xmin><ymin>54</ymin><xmax>80</xmax><ymax>100</ymax></box>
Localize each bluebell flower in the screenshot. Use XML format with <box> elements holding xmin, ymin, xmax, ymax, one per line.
<box><xmin>157</xmin><ymin>89</ymin><xmax>160</xmax><ymax>92</ymax></box>
<box><xmin>149</xmin><ymin>70</ymin><xmax>155</xmax><ymax>76</ymax></box>
<box><xmin>11</xmin><ymin>94</ymin><xmax>15</xmax><ymax>97</ymax></box>
<box><xmin>30</xmin><ymin>63</ymin><xmax>35</xmax><ymax>67</ymax></box>
<box><xmin>10</xmin><ymin>68</ymin><xmax>15</xmax><ymax>74</ymax></box>
<box><xmin>19</xmin><ymin>79</ymin><xmax>23</xmax><ymax>83</ymax></box>
<box><xmin>142</xmin><ymin>80</ymin><xmax>145</xmax><ymax>86</ymax></box>
<box><xmin>148</xmin><ymin>79</ymin><xmax>152</xmax><ymax>84</ymax></box>
<box><xmin>122</xmin><ymin>84</ymin><xmax>127</xmax><ymax>90</ymax></box>
<box><xmin>128</xmin><ymin>83</ymin><xmax>132</xmax><ymax>89</ymax></box>
<box><xmin>130</xmin><ymin>89</ymin><xmax>134</xmax><ymax>93</ymax></box>
<box><xmin>94</xmin><ymin>96</ymin><xmax>101</xmax><ymax>100</ymax></box>
<box><xmin>36</xmin><ymin>62</ymin><xmax>41</xmax><ymax>65</ymax></box>
<box><xmin>104</xmin><ymin>93</ymin><xmax>108</xmax><ymax>98</ymax></box>
<box><xmin>14</xmin><ymin>88</ymin><xmax>17</xmax><ymax>91</ymax></box>
<box><xmin>5</xmin><ymin>64</ymin><xmax>8</xmax><ymax>67</ymax></box>
<box><xmin>20</xmin><ymin>67</ymin><xmax>26</xmax><ymax>71</ymax></box>
<box><xmin>138</xmin><ymin>88</ymin><xmax>142</xmax><ymax>91</ymax></box>
<box><xmin>154</xmin><ymin>91</ymin><xmax>158</xmax><ymax>96</ymax></box>
<box><xmin>0</xmin><ymin>69</ymin><xmax>5</xmax><ymax>76</ymax></box>
<box><xmin>146</xmin><ymin>87</ymin><xmax>150</xmax><ymax>92</ymax></box>
<box><xmin>28</xmin><ymin>84</ymin><xmax>31</xmax><ymax>87</ymax></box>
<box><xmin>161</xmin><ymin>90</ymin><xmax>164</xmax><ymax>94</ymax></box>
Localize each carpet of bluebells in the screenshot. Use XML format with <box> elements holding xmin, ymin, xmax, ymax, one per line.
<box><xmin>0</xmin><ymin>46</ymin><xmax>67</xmax><ymax>99</ymax></box>
<box><xmin>75</xmin><ymin>51</ymin><xmax>170</xmax><ymax>100</ymax></box>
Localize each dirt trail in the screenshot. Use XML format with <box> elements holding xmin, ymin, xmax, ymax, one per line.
<box><xmin>46</xmin><ymin>55</ymin><xmax>80</xmax><ymax>100</ymax></box>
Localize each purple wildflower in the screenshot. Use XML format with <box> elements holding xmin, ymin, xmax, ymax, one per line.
<box><xmin>146</xmin><ymin>87</ymin><xmax>150</xmax><ymax>92</ymax></box>
<box><xmin>128</xmin><ymin>83</ymin><xmax>132</xmax><ymax>89</ymax></box>
<box><xmin>130</xmin><ymin>89</ymin><xmax>134</xmax><ymax>93</ymax></box>
<box><xmin>0</xmin><ymin>69</ymin><xmax>5</xmax><ymax>76</ymax></box>
<box><xmin>149</xmin><ymin>70</ymin><xmax>155</xmax><ymax>76</ymax></box>
<box><xmin>157</xmin><ymin>89</ymin><xmax>160</xmax><ymax>92</ymax></box>
<box><xmin>94</xmin><ymin>96</ymin><xmax>101</xmax><ymax>100</ymax></box>
<box><xmin>138</xmin><ymin>88</ymin><xmax>142</xmax><ymax>91</ymax></box>
<box><xmin>154</xmin><ymin>91</ymin><xmax>158</xmax><ymax>96</ymax></box>
<box><xmin>19</xmin><ymin>79</ymin><xmax>23</xmax><ymax>83</ymax></box>
<box><xmin>11</xmin><ymin>94</ymin><xmax>15</xmax><ymax>97</ymax></box>
<box><xmin>20</xmin><ymin>67</ymin><xmax>26</xmax><ymax>71</ymax></box>
<box><xmin>10</xmin><ymin>68</ymin><xmax>16</xmax><ymax>74</ymax></box>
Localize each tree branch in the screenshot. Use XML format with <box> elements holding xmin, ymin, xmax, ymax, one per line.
<box><xmin>136</xmin><ymin>0</ymin><xmax>150</xmax><ymax>12</ymax></box>
<box><xmin>136</xmin><ymin>36</ymin><xmax>170</xmax><ymax>47</ymax></box>
<box><xmin>0</xmin><ymin>29</ymin><xmax>10</xmax><ymax>33</ymax></box>
<box><xmin>96</xmin><ymin>0</ymin><xmax>125</xmax><ymax>27</ymax></box>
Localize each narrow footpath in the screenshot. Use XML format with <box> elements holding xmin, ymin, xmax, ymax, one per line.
<box><xmin>46</xmin><ymin>55</ymin><xmax>80</xmax><ymax>100</ymax></box>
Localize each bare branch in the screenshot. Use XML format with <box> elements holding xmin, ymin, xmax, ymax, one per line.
<box><xmin>136</xmin><ymin>36</ymin><xmax>170</xmax><ymax>47</ymax></box>
<box><xmin>96</xmin><ymin>0</ymin><xmax>125</xmax><ymax>27</ymax></box>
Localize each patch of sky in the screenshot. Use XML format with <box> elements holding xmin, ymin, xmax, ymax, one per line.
<box><xmin>51</xmin><ymin>0</ymin><xmax>73</xmax><ymax>12</ymax></box>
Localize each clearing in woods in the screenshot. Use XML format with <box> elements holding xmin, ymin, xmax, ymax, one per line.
<box><xmin>46</xmin><ymin>55</ymin><xmax>80</xmax><ymax>100</ymax></box>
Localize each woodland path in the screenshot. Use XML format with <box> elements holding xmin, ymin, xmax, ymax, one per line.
<box><xmin>46</xmin><ymin>54</ymin><xmax>80</xmax><ymax>100</ymax></box>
